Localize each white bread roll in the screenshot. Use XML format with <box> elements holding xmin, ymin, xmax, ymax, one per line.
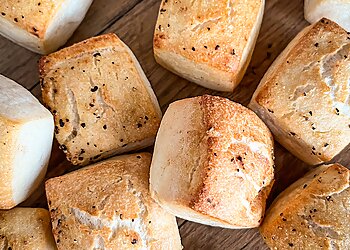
<box><xmin>45</xmin><ymin>153</ymin><xmax>182</xmax><ymax>249</ymax></box>
<box><xmin>153</xmin><ymin>0</ymin><xmax>265</xmax><ymax>92</ymax></box>
<box><xmin>150</xmin><ymin>95</ymin><xmax>275</xmax><ymax>229</ymax></box>
<box><xmin>0</xmin><ymin>207</ymin><xmax>57</xmax><ymax>249</ymax></box>
<box><xmin>40</xmin><ymin>33</ymin><xmax>162</xmax><ymax>166</ymax></box>
<box><xmin>249</xmin><ymin>18</ymin><xmax>350</xmax><ymax>165</ymax></box>
<box><xmin>0</xmin><ymin>75</ymin><xmax>54</xmax><ymax>209</ymax></box>
<box><xmin>0</xmin><ymin>0</ymin><xmax>93</xmax><ymax>54</ymax></box>
<box><xmin>305</xmin><ymin>0</ymin><xmax>350</xmax><ymax>31</ymax></box>
<box><xmin>260</xmin><ymin>163</ymin><xmax>350</xmax><ymax>249</ymax></box>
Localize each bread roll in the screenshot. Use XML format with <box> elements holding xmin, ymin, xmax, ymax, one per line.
<box><xmin>150</xmin><ymin>95</ymin><xmax>274</xmax><ymax>229</ymax></box>
<box><xmin>0</xmin><ymin>75</ymin><xmax>54</xmax><ymax>209</ymax></box>
<box><xmin>305</xmin><ymin>0</ymin><xmax>350</xmax><ymax>31</ymax></box>
<box><xmin>0</xmin><ymin>0</ymin><xmax>93</xmax><ymax>54</ymax></box>
<box><xmin>153</xmin><ymin>0</ymin><xmax>264</xmax><ymax>92</ymax></box>
<box><xmin>40</xmin><ymin>33</ymin><xmax>162</xmax><ymax>166</ymax></box>
<box><xmin>260</xmin><ymin>163</ymin><xmax>350</xmax><ymax>249</ymax></box>
<box><xmin>0</xmin><ymin>207</ymin><xmax>56</xmax><ymax>249</ymax></box>
<box><xmin>249</xmin><ymin>18</ymin><xmax>350</xmax><ymax>165</ymax></box>
<box><xmin>45</xmin><ymin>153</ymin><xmax>182</xmax><ymax>249</ymax></box>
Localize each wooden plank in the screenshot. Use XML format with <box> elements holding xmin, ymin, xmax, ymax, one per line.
<box><xmin>0</xmin><ymin>39</ymin><xmax>39</xmax><ymax>89</ymax></box>
<box><xmin>180</xmin><ymin>222</ymin><xmax>267</xmax><ymax>250</ymax></box>
<box><xmin>63</xmin><ymin>0</ymin><xmax>144</xmax><ymax>45</ymax></box>
<box><xmin>25</xmin><ymin>0</ymin><xmax>350</xmax><ymax>248</ymax></box>
<box><xmin>0</xmin><ymin>0</ymin><xmax>143</xmax><ymax>90</ymax></box>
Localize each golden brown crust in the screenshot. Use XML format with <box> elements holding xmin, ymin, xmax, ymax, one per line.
<box><xmin>40</xmin><ymin>33</ymin><xmax>161</xmax><ymax>165</ymax></box>
<box><xmin>39</xmin><ymin>34</ymin><xmax>120</xmax><ymax>74</ymax></box>
<box><xmin>250</xmin><ymin>18</ymin><xmax>350</xmax><ymax>165</ymax></box>
<box><xmin>45</xmin><ymin>153</ymin><xmax>181</xmax><ymax>250</ymax></box>
<box><xmin>260</xmin><ymin>164</ymin><xmax>350</xmax><ymax>249</ymax></box>
<box><xmin>191</xmin><ymin>95</ymin><xmax>274</xmax><ymax>226</ymax></box>
<box><xmin>154</xmin><ymin>0</ymin><xmax>262</xmax><ymax>73</ymax></box>
<box><xmin>0</xmin><ymin>0</ymin><xmax>63</xmax><ymax>38</ymax></box>
<box><xmin>150</xmin><ymin>95</ymin><xmax>274</xmax><ymax>228</ymax></box>
<box><xmin>0</xmin><ymin>207</ymin><xmax>56</xmax><ymax>249</ymax></box>
<box><xmin>153</xmin><ymin>0</ymin><xmax>264</xmax><ymax>91</ymax></box>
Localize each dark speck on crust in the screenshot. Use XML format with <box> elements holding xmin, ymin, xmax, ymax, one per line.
<box><xmin>91</xmin><ymin>86</ymin><xmax>98</xmax><ymax>92</ymax></box>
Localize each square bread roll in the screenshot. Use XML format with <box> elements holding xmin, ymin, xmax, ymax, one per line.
<box><xmin>260</xmin><ymin>163</ymin><xmax>350</xmax><ymax>249</ymax></box>
<box><xmin>305</xmin><ymin>0</ymin><xmax>350</xmax><ymax>31</ymax></box>
<box><xmin>249</xmin><ymin>18</ymin><xmax>350</xmax><ymax>165</ymax></box>
<box><xmin>150</xmin><ymin>95</ymin><xmax>275</xmax><ymax>229</ymax></box>
<box><xmin>45</xmin><ymin>153</ymin><xmax>182</xmax><ymax>249</ymax></box>
<box><xmin>153</xmin><ymin>0</ymin><xmax>264</xmax><ymax>92</ymax></box>
<box><xmin>0</xmin><ymin>75</ymin><xmax>54</xmax><ymax>209</ymax></box>
<box><xmin>40</xmin><ymin>33</ymin><xmax>162</xmax><ymax>166</ymax></box>
<box><xmin>0</xmin><ymin>207</ymin><xmax>56</xmax><ymax>249</ymax></box>
<box><xmin>0</xmin><ymin>0</ymin><xmax>93</xmax><ymax>54</ymax></box>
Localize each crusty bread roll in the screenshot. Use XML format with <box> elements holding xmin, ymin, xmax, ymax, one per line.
<box><xmin>153</xmin><ymin>0</ymin><xmax>264</xmax><ymax>92</ymax></box>
<box><xmin>249</xmin><ymin>18</ymin><xmax>350</xmax><ymax>165</ymax></box>
<box><xmin>305</xmin><ymin>0</ymin><xmax>350</xmax><ymax>31</ymax></box>
<box><xmin>150</xmin><ymin>95</ymin><xmax>274</xmax><ymax>229</ymax></box>
<box><xmin>260</xmin><ymin>163</ymin><xmax>350</xmax><ymax>249</ymax></box>
<box><xmin>45</xmin><ymin>153</ymin><xmax>182</xmax><ymax>249</ymax></box>
<box><xmin>0</xmin><ymin>0</ymin><xmax>93</xmax><ymax>54</ymax></box>
<box><xmin>0</xmin><ymin>207</ymin><xmax>56</xmax><ymax>249</ymax></box>
<box><xmin>40</xmin><ymin>33</ymin><xmax>162</xmax><ymax>166</ymax></box>
<box><xmin>0</xmin><ymin>75</ymin><xmax>54</xmax><ymax>209</ymax></box>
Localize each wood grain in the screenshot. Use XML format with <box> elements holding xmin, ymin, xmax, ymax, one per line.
<box><xmin>2</xmin><ymin>0</ymin><xmax>349</xmax><ymax>249</ymax></box>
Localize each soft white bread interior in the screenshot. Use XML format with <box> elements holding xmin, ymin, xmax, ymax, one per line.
<box><xmin>40</xmin><ymin>33</ymin><xmax>162</xmax><ymax>166</ymax></box>
<box><xmin>260</xmin><ymin>163</ymin><xmax>350</xmax><ymax>249</ymax></box>
<box><xmin>150</xmin><ymin>95</ymin><xmax>274</xmax><ymax>229</ymax></box>
<box><xmin>249</xmin><ymin>18</ymin><xmax>350</xmax><ymax>165</ymax></box>
<box><xmin>0</xmin><ymin>207</ymin><xmax>57</xmax><ymax>249</ymax></box>
<box><xmin>305</xmin><ymin>0</ymin><xmax>350</xmax><ymax>31</ymax></box>
<box><xmin>45</xmin><ymin>153</ymin><xmax>182</xmax><ymax>249</ymax></box>
<box><xmin>0</xmin><ymin>0</ymin><xmax>93</xmax><ymax>54</ymax></box>
<box><xmin>0</xmin><ymin>75</ymin><xmax>54</xmax><ymax>209</ymax></box>
<box><xmin>154</xmin><ymin>0</ymin><xmax>265</xmax><ymax>92</ymax></box>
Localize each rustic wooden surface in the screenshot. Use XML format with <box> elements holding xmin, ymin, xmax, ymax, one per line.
<box><xmin>1</xmin><ymin>0</ymin><xmax>349</xmax><ymax>249</ymax></box>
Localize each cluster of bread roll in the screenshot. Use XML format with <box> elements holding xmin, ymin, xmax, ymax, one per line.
<box><xmin>0</xmin><ymin>0</ymin><xmax>349</xmax><ymax>249</ymax></box>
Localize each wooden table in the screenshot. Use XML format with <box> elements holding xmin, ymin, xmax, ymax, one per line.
<box><xmin>1</xmin><ymin>0</ymin><xmax>349</xmax><ymax>249</ymax></box>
